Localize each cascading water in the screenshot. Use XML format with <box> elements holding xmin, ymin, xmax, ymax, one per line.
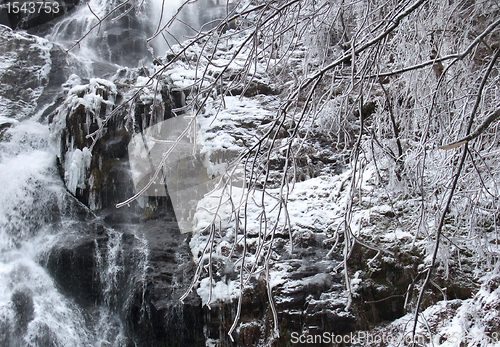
<box><xmin>0</xmin><ymin>0</ymin><xmax>237</xmax><ymax>345</ymax></box>
<box><xmin>46</xmin><ymin>0</ymin><xmax>231</xmax><ymax>70</ymax></box>
<box><xmin>0</xmin><ymin>5</ymin><xmax>154</xmax><ymax>343</ymax></box>
<box><xmin>0</xmin><ymin>120</ymin><xmax>92</xmax><ymax>346</ymax></box>
<box><xmin>0</xmin><ymin>117</ymin><xmax>151</xmax><ymax>346</ymax></box>
<box><xmin>47</xmin><ymin>0</ymin><xmax>187</xmax><ymax>68</ymax></box>
<box><xmin>93</xmin><ymin>227</ymin><xmax>150</xmax><ymax>346</ymax></box>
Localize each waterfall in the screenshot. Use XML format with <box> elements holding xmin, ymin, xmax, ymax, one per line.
<box><xmin>47</xmin><ymin>0</ymin><xmax>184</xmax><ymax>68</ymax></box>
<box><xmin>0</xmin><ymin>117</ymin><xmax>151</xmax><ymax>346</ymax></box>
<box><xmin>92</xmin><ymin>227</ymin><xmax>150</xmax><ymax>346</ymax></box>
<box><xmin>46</xmin><ymin>0</ymin><xmax>231</xmax><ymax>70</ymax></box>
<box><xmin>0</xmin><ymin>0</ymin><xmax>235</xmax><ymax>345</ymax></box>
<box><xmin>0</xmin><ymin>120</ymin><xmax>92</xmax><ymax>346</ymax></box>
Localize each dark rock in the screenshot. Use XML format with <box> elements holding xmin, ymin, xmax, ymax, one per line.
<box><xmin>0</xmin><ymin>118</ymin><xmax>18</xmax><ymax>143</ymax></box>
<box><xmin>45</xmin><ymin>230</ymin><xmax>101</xmax><ymax>307</ymax></box>
<box><xmin>185</xmin><ymin>226</ymin><xmax>356</xmax><ymax>347</ymax></box>
<box><xmin>349</xmin><ymin>243</ymin><xmax>475</xmax><ymax>330</ymax></box>
<box><xmin>171</xmin><ymin>90</ymin><xmax>186</xmax><ymax>109</ymax></box>
<box><xmin>348</xmin><ymin>244</ymin><xmax>421</xmax><ymax>329</ymax></box>
<box><xmin>127</xmin><ymin>219</ymin><xmax>205</xmax><ymax>347</ymax></box>
<box><xmin>100</xmin><ymin>208</ymin><xmax>141</xmax><ymax>226</ymax></box>
<box><xmin>54</xmin><ymin>72</ymin><xmax>184</xmax><ymax>213</ymax></box>
<box><xmin>355</xmin><ymin>101</ymin><xmax>377</xmax><ymax>120</ymax></box>
<box><xmin>239</xmin><ymin>322</ymin><xmax>261</xmax><ymax>347</ymax></box>
<box><xmin>44</xmin><ymin>211</ymin><xmax>206</xmax><ymax>346</ymax></box>
<box><xmin>230</xmin><ymin>80</ymin><xmax>281</xmax><ymax>97</ymax></box>
<box><xmin>11</xmin><ymin>289</ymin><xmax>35</xmax><ymax>333</ymax></box>
<box><xmin>272</xmin><ymin>268</ymin><xmax>354</xmax><ymax>345</ymax></box>
<box><xmin>0</xmin><ymin>26</ymin><xmax>83</xmax><ymax>123</ymax></box>
<box><xmin>36</xmin><ymin>44</ymin><xmax>82</xmax><ymax>122</ymax></box>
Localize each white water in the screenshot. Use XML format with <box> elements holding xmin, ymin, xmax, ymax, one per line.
<box><xmin>0</xmin><ymin>118</ymin><xmax>150</xmax><ymax>346</ymax></box>
<box><xmin>46</xmin><ymin>0</ymin><xmax>231</xmax><ymax>69</ymax></box>
<box><xmin>93</xmin><ymin>227</ymin><xmax>150</xmax><ymax>346</ymax></box>
<box><xmin>48</xmin><ymin>0</ymin><xmax>185</xmax><ymax>67</ymax></box>
<box><xmin>1</xmin><ymin>1</ymin><xmax>169</xmax><ymax>343</ymax></box>
<box><xmin>0</xmin><ymin>121</ymin><xmax>93</xmax><ymax>346</ymax></box>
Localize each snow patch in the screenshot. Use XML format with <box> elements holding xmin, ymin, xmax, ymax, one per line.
<box><xmin>197</xmin><ymin>277</ymin><xmax>240</xmax><ymax>305</ymax></box>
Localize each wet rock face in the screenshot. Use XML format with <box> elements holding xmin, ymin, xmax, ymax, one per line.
<box><xmin>0</xmin><ymin>26</ymin><xmax>79</xmax><ymax>122</ymax></box>
<box><xmin>89</xmin><ymin>13</ymin><xmax>156</xmax><ymax>67</ymax></box>
<box><xmin>53</xmin><ymin>72</ymin><xmax>182</xmax><ymax>213</ymax></box>
<box><xmin>11</xmin><ymin>289</ymin><xmax>35</xmax><ymax>334</ymax></box>
<box><xmin>127</xmin><ymin>220</ymin><xmax>206</xmax><ymax>346</ymax></box>
<box><xmin>45</xmin><ymin>231</ymin><xmax>101</xmax><ymax>306</ymax></box>
<box><xmin>44</xmin><ymin>214</ymin><xmax>206</xmax><ymax>347</ymax></box>
<box><xmin>0</xmin><ymin>26</ymin><xmax>52</xmax><ymax>120</ymax></box>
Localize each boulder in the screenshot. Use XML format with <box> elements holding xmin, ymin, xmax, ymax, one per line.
<box><xmin>52</xmin><ymin>72</ymin><xmax>184</xmax><ymax>213</ymax></box>
<box><xmin>44</xmin><ymin>211</ymin><xmax>206</xmax><ymax>346</ymax></box>
<box><xmin>11</xmin><ymin>289</ymin><xmax>35</xmax><ymax>334</ymax></box>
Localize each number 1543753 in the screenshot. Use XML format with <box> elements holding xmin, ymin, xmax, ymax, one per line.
<box><xmin>5</xmin><ymin>2</ymin><xmax>60</xmax><ymax>14</ymax></box>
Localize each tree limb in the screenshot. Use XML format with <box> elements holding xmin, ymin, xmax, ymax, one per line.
<box><xmin>440</xmin><ymin>108</ymin><xmax>500</xmax><ymax>149</ymax></box>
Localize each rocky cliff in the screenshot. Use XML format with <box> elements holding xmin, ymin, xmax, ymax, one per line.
<box><xmin>2</xmin><ymin>5</ymin><xmax>498</xmax><ymax>345</ymax></box>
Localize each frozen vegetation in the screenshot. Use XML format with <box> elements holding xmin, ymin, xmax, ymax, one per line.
<box><xmin>1</xmin><ymin>0</ymin><xmax>500</xmax><ymax>346</ymax></box>
<box><xmin>142</xmin><ymin>0</ymin><xmax>500</xmax><ymax>344</ymax></box>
